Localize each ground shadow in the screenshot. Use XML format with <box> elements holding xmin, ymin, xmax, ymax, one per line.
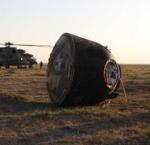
<box><xmin>0</xmin><ymin>94</ymin><xmax>53</xmax><ymax>114</ymax></box>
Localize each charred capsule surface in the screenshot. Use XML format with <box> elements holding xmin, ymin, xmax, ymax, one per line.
<box><xmin>47</xmin><ymin>33</ymin><xmax>121</xmax><ymax>106</ymax></box>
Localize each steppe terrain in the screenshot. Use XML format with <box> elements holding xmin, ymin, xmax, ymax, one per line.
<box><xmin>0</xmin><ymin>65</ymin><xmax>149</xmax><ymax>145</ymax></box>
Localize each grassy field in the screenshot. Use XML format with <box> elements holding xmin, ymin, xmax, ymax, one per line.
<box><xmin>0</xmin><ymin>65</ymin><xmax>149</xmax><ymax>145</ymax></box>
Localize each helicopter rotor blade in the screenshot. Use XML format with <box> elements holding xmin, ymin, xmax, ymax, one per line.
<box><xmin>12</xmin><ymin>43</ymin><xmax>53</xmax><ymax>48</ymax></box>
<box><xmin>0</xmin><ymin>42</ymin><xmax>53</xmax><ymax>48</ymax></box>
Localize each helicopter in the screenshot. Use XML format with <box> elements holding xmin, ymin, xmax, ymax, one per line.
<box><xmin>0</xmin><ymin>42</ymin><xmax>39</xmax><ymax>68</ymax></box>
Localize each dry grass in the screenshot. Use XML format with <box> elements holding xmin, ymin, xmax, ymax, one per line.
<box><xmin>0</xmin><ymin>64</ymin><xmax>149</xmax><ymax>145</ymax></box>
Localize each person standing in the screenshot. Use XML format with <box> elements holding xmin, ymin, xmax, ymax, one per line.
<box><xmin>40</xmin><ymin>61</ymin><xmax>43</xmax><ymax>69</ymax></box>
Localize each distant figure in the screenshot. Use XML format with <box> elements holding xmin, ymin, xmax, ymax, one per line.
<box><xmin>40</xmin><ymin>61</ymin><xmax>43</xmax><ymax>69</ymax></box>
<box><xmin>29</xmin><ymin>61</ymin><xmax>33</xmax><ymax>68</ymax></box>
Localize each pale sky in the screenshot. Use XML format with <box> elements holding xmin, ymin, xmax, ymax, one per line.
<box><xmin>0</xmin><ymin>0</ymin><xmax>150</xmax><ymax>64</ymax></box>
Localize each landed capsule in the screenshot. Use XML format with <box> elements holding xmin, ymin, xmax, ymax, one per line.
<box><xmin>47</xmin><ymin>33</ymin><xmax>121</xmax><ymax>106</ymax></box>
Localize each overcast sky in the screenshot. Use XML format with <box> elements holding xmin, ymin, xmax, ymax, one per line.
<box><xmin>0</xmin><ymin>0</ymin><xmax>149</xmax><ymax>64</ymax></box>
